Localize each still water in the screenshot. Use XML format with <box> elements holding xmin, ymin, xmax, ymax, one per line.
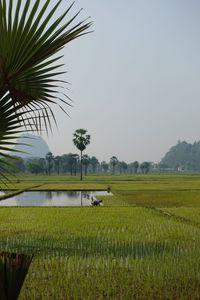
<box><xmin>0</xmin><ymin>190</ymin><xmax>111</xmax><ymax>206</ymax></box>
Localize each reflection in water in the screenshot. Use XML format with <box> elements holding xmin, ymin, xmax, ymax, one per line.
<box><xmin>67</xmin><ymin>191</ymin><xmax>80</xmax><ymax>198</ymax></box>
<box><xmin>0</xmin><ymin>191</ymin><xmax>112</xmax><ymax>207</ymax></box>
<box><xmin>46</xmin><ymin>191</ymin><xmax>53</xmax><ymax>200</ymax></box>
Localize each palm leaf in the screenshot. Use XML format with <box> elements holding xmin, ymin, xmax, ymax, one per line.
<box><xmin>0</xmin><ymin>92</ymin><xmax>34</xmax><ymax>181</ymax></box>
<box><xmin>0</xmin><ymin>0</ymin><xmax>92</xmax><ymax>132</ymax></box>
<box><xmin>0</xmin><ymin>1</ymin><xmax>92</xmax><ymax>181</ymax></box>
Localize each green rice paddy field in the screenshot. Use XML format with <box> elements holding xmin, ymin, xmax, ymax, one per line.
<box><xmin>1</xmin><ymin>174</ymin><xmax>200</xmax><ymax>299</ymax></box>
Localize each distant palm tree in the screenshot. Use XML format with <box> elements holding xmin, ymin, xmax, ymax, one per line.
<box><xmin>140</xmin><ymin>162</ymin><xmax>151</xmax><ymax>174</ymax></box>
<box><xmin>101</xmin><ymin>161</ymin><xmax>109</xmax><ymax>173</ymax></box>
<box><xmin>54</xmin><ymin>156</ymin><xmax>61</xmax><ymax>175</ymax></box>
<box><xmin>133</xmin><ymin>161</ymin><xmax>139</xmax><ymax>174</ymax></box>
<box><xmin>110</xmin><ymin>156</ymin><xmax>118</xmax><ymax>174</ymax></box>
<box><xmin>119</xmin><ymin>161</ymin><xmax>128</xmax><ymax>174</ymax></box>
<box><xmin>45</xmin><ymin>152</ymin><xmax>54</xmax><ymax>176</ymax></box>
<box><xmin>39</xmin><ymin>158</ymin><xmax>46</xmax><ymax>175</ymax></box>
<box><xmin>90</xmin><ymin>156</ymin><xmax>99</xmax><ymax>173</ymax></box>
<box><xmin>73</xmin><ymin>129</ymin><xmax>90</xmax><ymax>180</ymax></box>
<box><xmin>72</xmin><ymin>154</ymin><xmax>79</xmax><ymax>176</ymax></box>
<box><xmin>0</xmin><ymin>0</ymin><xmax>92</xmax><ymax>179</ymax></box>
<box><xmin>67</xmin><ymin>153</ymin><xmax>79</xmax><ymax>176</ymax></box>
<box><xmin>82</xmin><ymin>154</ymin><xmax>90</xmax><ymax>175</ymax></box>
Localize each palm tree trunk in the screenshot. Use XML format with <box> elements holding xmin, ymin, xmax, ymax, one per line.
<box><xmin>80</xmin><ymin>151</ymin><xmax>83</xmax><ymax>181</ymax></box>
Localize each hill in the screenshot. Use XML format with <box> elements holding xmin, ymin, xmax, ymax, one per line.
<box><xmin>12</xmin><ymin>134</ymin><xmax>50</xmax><ymax>158</ymax></box>
<box><xmin>160</xmin><ymin>140</ymin><xmax>200</xmax><ymax>171</ymax></box>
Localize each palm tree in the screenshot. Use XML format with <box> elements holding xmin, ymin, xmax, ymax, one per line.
<box><xmin>133</xmin><ymin>161</ymin><xmax>139</xmax><ymax>174</ymax></box>
<box><xmin>54</xmin><ymin>156</ymin><xmax>61</xmax><ymax>175</ymax></box>
<box><xmin>119</xmin><ymin>161</ymin><xmax>128</xmax><ymax>174</ymax></box>
<box><xmin>82</xmin><ymin>154</ymin><xmax>90</xmax><ymax>175</ymax></box>
<box><xmin>72</xmin><ymin>154</ymin><xmax>79</xmax><ymax>176</ymax></box>
<box><xmin>90</xmin><ymin>156</ymin><xmax>99</xmax><ymax>173</ymax></box>
<box><xmin>67</xmin><ymin>153</ymin><xmax>74</xmax><ymax>176</ymax></box>
<box><xmin>140</xmin><ymin>162</ymin><xmax>151</xmax><ymax>174</ymax></box>
<box><xmin>0</xmin><ymin>0</ymin><xmax>92</xmax><ymax>178</ymax></box>
<box><xmin>110</xmin><ymin>156</ymin><xmax>118</xmax><ymax>174</ymax></box>
<box><xmin>67</xmin><ymin>153</ymin><xmax>79</xmax><ymax>176</ymax></box>
<box><xmin>101</xmin><ymin>161</ymin><xmax>109</xmax><ymax>173</ymax></box>
<box><xmin>45</xmin><ymin>152</ymin><xmax>54</xmax><ymax>176</ymax></box>
<box><xmin>39</xmin><ymin>158</ymin><xmax>47</xmax><ymax>175</ymax></box>
<box><xmin>73</xmin><ymin>129</ymin><xmax>90</xmax><ymax>180</ymax></box>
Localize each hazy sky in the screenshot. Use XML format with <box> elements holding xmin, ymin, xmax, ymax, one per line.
<box><xmin>24</xmin><ymin>1</ymin><xmax>200</xmax><ymax>162</ymax></box>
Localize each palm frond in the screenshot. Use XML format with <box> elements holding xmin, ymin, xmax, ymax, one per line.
<box><xmin>0</xmin><ymin>0</ymin><xmax>92</xmax><ymax>132</ymax></box>
<box><xmin>0</xmin><ymin>92</ymin><xmax>32</xmax><ymax>180</ymax></box>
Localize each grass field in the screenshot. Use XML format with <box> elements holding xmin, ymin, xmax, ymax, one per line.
<box><xmin>1</xmin><ymin>174</ymin><xmax>200</xmax><ymax>299</ymax></box>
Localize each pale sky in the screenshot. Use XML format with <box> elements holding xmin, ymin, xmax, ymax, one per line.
<box><xmin>17</xmin><ymin>1</ymin><xmax>200</xmax><ymax>163</ymax></box>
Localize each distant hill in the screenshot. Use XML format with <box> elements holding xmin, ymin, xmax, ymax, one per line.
<box><xmin>160</xmin><ymin>140</ymin><xmax>200</xmax><ymax>171</ymax></box>
<box><xmin>11</xmin><ymin>134</ymin><xmax>50</xmax><ymax>158</ymax></box>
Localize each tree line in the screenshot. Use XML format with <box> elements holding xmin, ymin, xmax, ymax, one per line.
<box><xmin>3</xmin><ymin>154</ymin><xmax>151</xmax><ymax>176</ymax></box>
<box><xmin>2</xmin><ymin>128</ymin><xmax>152</xmax><ymax>178</ymax></box>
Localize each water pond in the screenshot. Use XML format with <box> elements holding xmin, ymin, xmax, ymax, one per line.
<box><xmin>0</xmin><ymin>190</ymin><xmax>112</xmax><ymax>206</ymax></box>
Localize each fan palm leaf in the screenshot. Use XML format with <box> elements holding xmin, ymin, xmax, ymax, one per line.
<box><xmin>0</xmin><ymin>0</ymin><xmax>92</xmax><ymax>132</ymax></box>
<box><xmin>0</xmin><ymin>92</ymin><xmax>34</xmax><ymax>182</ymax></box>
<box><xmin>0</xmin><ymin>0</ymin><xmax>92</xmax><ymax>179</ymax></box>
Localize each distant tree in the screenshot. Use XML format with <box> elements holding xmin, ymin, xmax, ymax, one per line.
<box><xmin>38</xmin><ymin>158</ymin><xmax>46</xmax><ymax>175</ymax></box>
<box><xmin>90</xmin><ymin>156</ymin><xmax>99</xmax><ymax>173</ymax></box>
<box><xmin>145</xmin><ymin>162</ymin><xmax>151</xmax><ymax>174</ymax></box>
<box><xmin>2</xmin><ymin>156</ymin><xmax>25</xmax><ymax>174</ymax></box>
<box><xmin>54</xmin><ymin>156</ymin><xmax>61</xmax><ymax>175</ymax></box>
<box><xmin>82</xmin><ymin>154</ymin><xmax>90</xmax><ymax>175</ymax></box>
<box><xmin>119</xmin><ymin>161</ymin><xmax>128</xmax><ymax>174</ymax></box>
<box><xmin>27</xmin><ymin>159</ymin><xmax>42</xmax><ymax>174</ymax></box>
<box><xmin>67</xmin><ymin>153</ymin><xmax>75</xmax><ymax>175</ymax></box>
<box><xmin>119</xmin><ymin>162</ymin><xmax>122</xmax><ymax>174</ymax></box>
<box><xmin>46</xmin><ymin>152</ymin><xmax>54</xmax><ymax>176</ymax></box>
<box><xmin>60</xmin><ymin>154</ymin><xmax>69</xmax><ymax>174</ymax></box>
<box><xmin>140</xmin><ymin>163</ymin><xmax>145</xmax><ymax>174</ymax></box>
<box><xmin>15</xmin><ymin>157</ymin><xmax>26</xmax><ymax>173</ymax></box>
<box><xmin>133</xmin><ymin>161</ymin><xmax>139</xmax><ymax>174</ymax></box>
<box><xmin>72</xmin><ymin>154</ymin><xmax>79</xmax><ymax>176</ymax></box>
<box><xmin>101</xmin><ymin>161</ymin><xmax>109</xmax><ymax>173</ymax></box>
<box><xmin>73</xmin><ymin>129</ymin><xmax>91</xmax><ymax>180</ymax></box>
<box><xmin>110</xmin><ymin>156</ymin><xmax>118</xmax><ymax>174</ymax></box>
<box><xmin>140</xmin><ymin>162</ymin><xmax>150</xmax><ymax>174</ymax></box>
<box><xmin>59</xmin><ymin>153</ymin><xmax>79</xmax><ymax>175</ymax></box>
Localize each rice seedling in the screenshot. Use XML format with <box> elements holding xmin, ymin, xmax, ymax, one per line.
<box><xmin>0</xmin><ymin>174</ymin><xmax>200</xmax><ymax>298</ymax></box>
<box><xmin>0</xmin><ymin>206</ymin><xmax>199</xmax><ymax>299</ymax></box>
